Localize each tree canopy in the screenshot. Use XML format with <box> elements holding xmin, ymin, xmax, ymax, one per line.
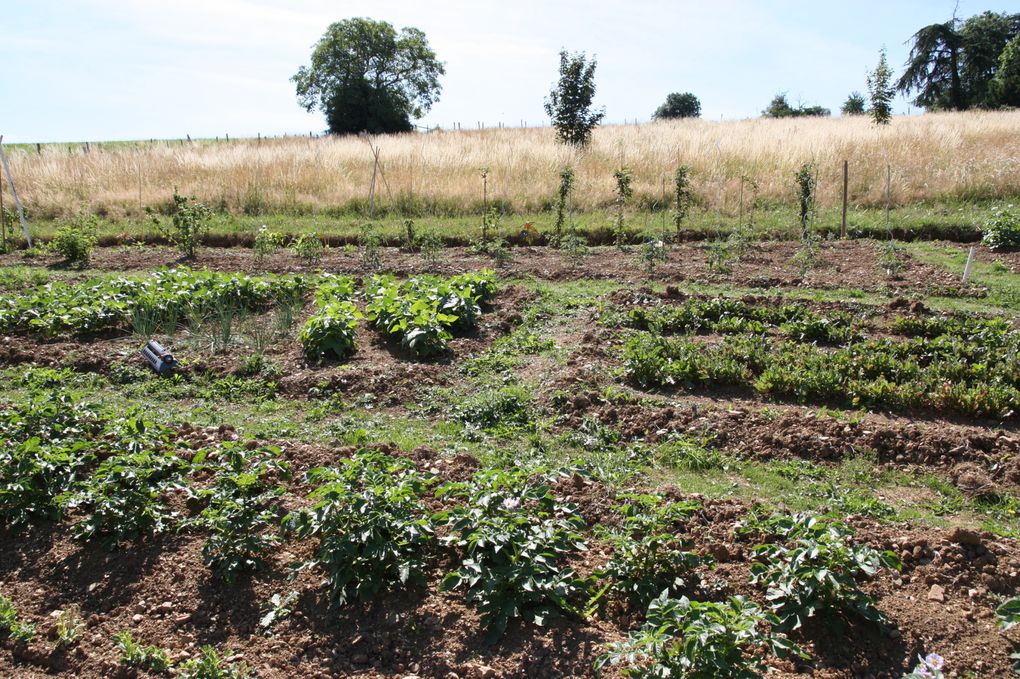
<box><xmin>653</xmin><ymin>92</ymin><xmax>701</xmax><ymax>119</ymax></box>
<box><xmin>761</xmin><ymin>94</ymin><xmax>829</xmax><ymax>118</ymax></box>
<box><xmin>292</xmin><ymin>18</ymin><xmax>445</xmax><ymax>135</ymax></box>
<box><xmin>544</xmin><ymin>50</ymin><xmax>606</xmax><ymax>147</ymax></box>
<box><xmin>841</xmin><ymin>92</ymin><xmax>866</xmax><ymax>115</ymax></box>
<box><xmin>897</xmin><ymin>11</ymin><xmax>1020</xmax><ymax>110</ymax></box>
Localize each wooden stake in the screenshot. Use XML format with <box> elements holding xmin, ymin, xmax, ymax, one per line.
<box><xmin>0</xmin><ymin>136</ymin><xmax>33</xmax><ymax>247</ymax></box>
<box><xmin>841</xmin><ymin>160</ymin><xmax>848</xmax><ymax>239</ymax></box>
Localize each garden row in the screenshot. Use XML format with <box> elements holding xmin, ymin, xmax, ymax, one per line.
<box><xmin>299</xmin><ymin>270</ymin><xmax>496</xmax><ymax>360</ymax></box>
<box><xmin>618</xmin><ymin>297</ymin><xmax>1019</xmax><ymax>418</ymax></box>
<box><xmin>0</xmin><ymin>385</ymin><xmax>939</xmax><ymax>677</ymax></box>
<box><xmin>0</xmin><ymin>266</ymin><xmax>498</xmax><ymax>361</ymax></box>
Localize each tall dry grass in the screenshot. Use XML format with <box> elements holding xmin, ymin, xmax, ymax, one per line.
<box><xmin>6</xmin><ymin>111</ymin><xmax>1020</xmax><ymax>220</ymax></box>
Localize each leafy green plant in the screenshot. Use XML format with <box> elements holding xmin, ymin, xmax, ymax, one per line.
<box><xmin>982</xmin><ymin>206</ymin><xmax>1020</xmax><ymax>251</ymax></box>
<box><xmin>114</xmin><ymin>630</ymin><xmax>172</xmax><ymax>672</ymax></box>
<box><xmin>283</xmin><ymin>450</ymin><xmax>435</xmax><ymax>608</ymax></box>
<box><xmin>61</xmin><ymin>424</ymin><xmax>188</xmax><ymax>549</ymax></box>
<box><xmin>259</xmin><ymin>591</ymin><xmax>298</xmax><ymax>633</ymax></box>
<box><xmin>452</xmin><ymin>384</ymin><xmax>535</xmax><ymax>433</ymax></box>
<box><xmin>997</xmin><ymin>596</ymin><xmax>1020</xmax><ymax>629</ymax></box>
<box><xmin>554</xmin><ymin>165</ymin><xmax>575</xmax><ymax>243</ymax></box>
<box><xmin>359</xmin><ymin>223</ymin><xmax>383</xmax><ymax>270</ymax></box>
<box><xmin>673</xmin><ymin>165</ymin><xmax>693</xmax><ymax>239</ymax></box>
<box><xmin>639</xmin><ymin>239</ymin><xmax>668</xmax><ymax>275</ymax></box>
<box><xmin>744</xmin><ymin>513</ymin><xmax>899</xmax><ymax>630</ymax></box>
<box><xmin>177</xmin><ymin>645</ymin><xmax>253</xmax><ymax>679</ymax></box>
<box><xmin>299</xmin><ymin>300</ymin><xmax>361</xmax><ymax>361</ymax></box>
<box><xmin>877</xmin><ymin>239</ymin><xmax>905</xmax><ymax>275</ymax></box>
<box><xmin>163</xmin><ymin>189</ymin><xmax>211</xmax><ymax>258</ymax></box>
<box><xmin>613</xmin><ymin>167</ymin><xmax>634</xmax><ymax>248</ymax></box>
<box><xmin>795</xmin><ymin>162</ymin><xmax>816</xmax><ymax>238</ymax></box>
<box><xmin>706</xmin><ymin>239</ymin><xmax>733</xmax><ymax>273</ymax></box>
<box><xmin>0</xmin><ymin>594</ymin><xmax>35</xmax><ymax>642</ymax></box>
<box><xmin>291</xmin><ymin>231</ymin><xmax>325</xmax><ymax>264</ymax></box>
<box><xmin>416</xmin><ymin>230</ymin><xmax>444</xmax><ymax>264</ymax></box>
<box><xmin>790</xmin><ymin>233</ymin><xmax>819</xmax><ymax>275</ymax></box>
<box><xmin>561</xmin><ymin>228</ymin><xmax>590</xmax><ymax>267</ymax></box>
<box><xmin>597</xmin><ymin>494</ymin><xmax>706</xmax><ymax>608</ymax></box>
<box><xmin>51</xmin><ymin>211</ymin><xmax>98</xmax><ymax>268</ymax></box>
<box><xmin>436</xmin><ymin>468</ymin><xmax>590</xmax><ymax>642</ymax></box>
<box><xmin>191</xmin><ymin>445</ymin><xmax>288</xmax><ymax>583</ymax></box>
<box><xmin>253</xmin><ymin>225</ymin><xmax>284</xmax><ymax>264</ymax></box>
<box><xmin>55</xmin><ymin>604</ymin><xmax>85</xmax><ymax>647</ymax></box>
<box><xmin>597</xmin><ymin>590</ymin><xmax>801</xmax><ymax>678</ymax></box>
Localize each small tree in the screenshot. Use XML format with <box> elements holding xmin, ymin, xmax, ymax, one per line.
<box><xmin>672</xmin><ymin>165</ymin><xmax>693</xmax><ymax>239</ymax></box>
<box><xmin>795</xmin><ymin>163</ymin><xmax>816</xmax><ymax>238</ymax></box>
<box><xmin>165</xmin><ymin>189</ymin><xmax>211</xmax><ymax>258</ymax></box>
<box><xmin>867</xmin><ymin>49</ymin><xmax>896</xmax><ymax>125</ymax></box>
<box><xmin>841</xmin><ymin>92</ymin><xmax>867</xmax><ymax>115</ymax></box>
<box><xmin>612</xmin><ymin>167</ymin><xmax>633</xmax><ymax>248</ymax></box>
<box><xmin>762</xmin><ymin>93</ymin><xmax>830</xmax><ymax>118</ymax></box>
<box><xmin>653</xmin><ymin>92</ymin><xmax>701</xmax><ymax>119</ymax></box>
<box><xmin>553</xmin><ymin>166</ymin><xmax>575</xmax><ymax>244</ymax></box>
<box><xmin>544</xmin><ymin>50</ymin><xmax>606</xmax><ymax>147</ymax></box>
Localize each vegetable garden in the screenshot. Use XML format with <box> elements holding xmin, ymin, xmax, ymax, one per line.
<box><xmin>2</xmin><ymin>235</ymin><xmax>1020</xmax><ymax>678</ymax></box>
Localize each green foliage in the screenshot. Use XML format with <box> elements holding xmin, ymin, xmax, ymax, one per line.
<box><xmin>597</xmin><ymin>494</ymin><xmax>706</xmax><ymax>608</ymax></box>
<box><xmin>795</xmin><ymin>162</ymin><xmax>816</xmax><ymax>237</ymax></box>
<box><xmin>163</xmin><ymin>189</ymin><xmax>211</xmax><ymax>258</ymax></box>
<box><xmin>365</xmin><ymin>271</ymin><xmax>495</xmax><ymax>358</ymax></box>
<box><xmin>415</xmin><ymin>229</ymin><xmax>444</xmax><ymax>264</ymax></box>
<box><xmin>990</xmin><ymin>35</ymin><xmax>1020</xmax><ymax>106</ymax></box>
<box><xmin>61</xmin><ymin>422</ymin><xmax>188</xmax><ymax>549</ymax></box>
<box><xmin>791</xmin><ymin>233</ymin><xmax>819</xmax><ymax>275</ymax></box>
<box><xmin>293</xmin><ymin>18</ymin><xmax>444</xmax><ymax>135</ymax></box>
<box><xmin>55</xmin><ymin>604</ymin><xmax>85</xmax><ymax>647</ymax></box>
<box><xmin>899</xmin><ymin>11</ymin><xmax>1020</xmax><ymax>110</ymax></box>
<box><xmin>0</xmin><ymin>392</ymin><xmax>104</xmax><ymax>531</ymax></box>
<box><xmin>673</xmin><ymin>165</ymin><xmax>693</xmax><ymax>238</ymax></box>
<box><xmin>982</xmin><ymin>206</ymin><xmax>1020</xmax><ymax>251</ymax></box>
<box><xmin>177</xmin><ymin>645</ymin><xmax>253</xmax><ymax>679</ymax></box>
<box><xmin>638</xmin><ymin>239</ymin><xmax>668</xmax><ymax>275</ymax></box>
<box><xmin>259</xmin><ymin>591</ymin><xmax>298</xmax><ymax>633</ymax></box>
<box><xmin>437</xmin><ymin>468</ymin><xmax>590</xmax><ymax>642</ymax></box>
<box><xmin>654</xmin><ymin>92</ymin><xmax>701</xmax><ymax>119</ymax></box>
<box><xmin>841</xmin><ymin>91</ymin><xmax>867</xmax><ymax>115</ymax></box>
<box><xmin>253</xmin><ymin>225</ymin><xmax>284</xmax><ymax>264</ymax></box>
<box><xmin>299</xmin><ymin>300</ymin><xmax>361</xmax><ymax>361</ymax></box>
<box><xmin>544</xmin><ymin>50</ymin><xmax>606</xmax><ymax>147</ymax></box>
<box><xmin>283</xmin><ymin>450</ymin><xmax>435</xmax><ymax>608</ymax></box>
<box><xmin>0</xmin><ymin>267</ymin><xmax>307</xmax><ymax>339</ymax></box>
<box><xmin>762</xmin><ymin>93</ymin><xmax>830</xmax><ymax>118</ymax></box>
<box><xmin>554</xmin><ymin>166</ymin><xmax>575</xmax><ymax>243</ymax></box>
<box><xmin>597</xmin><ymin>590</ymin><xmax>800</xmax><ymax>678</ymax></box>
<box><xmin>867</xmin><ymin>49</ymin><xmax>896</xmax><ymax>125</ymax></box>
<box><xmin>191</xmin><ymin>445</ymin><xmax>288</xmax><ymax>583</ymax></box>
<box><xmin>51</xmin><ymin>211</ymin><xmax>98</xmax><ymax>268</ymax></box>
<box><xmin>706</xmin><ymin>240</ymin><xmax>733</xmax><ymax>273</ymax></box>
<box><xmin>291</xmin><ymin>231</ymin><xmax>324</xmax><ymax>264</ymax></box>
<box><xmin>996</xmin><ymin>596</ymin><xmax>1020</xmax><ymax>629</ymax></box>
<box><xmin>613</xmin><ymin>167</ymin><xmax>634</xmax><ymax>248</ymax></box>
<box><xmin>561</xmin><ymin>228</ymin><xmax>590</xmax><ymax>266</ymax></box>
<box><xmin>452</xmin><ymin>384</ymin><xmax>535</xmax><ymax>433</ymax></box>
<box><xmin>744</xmin><ymin>513</ymin><xmax>899</xmax><ymax>630</ymax></box>
<box><xmin>359</xmin><ymin>223</ymin><xmax>383</xmax><ymax>270</ymax></box>
<box><xmin>0</xmin><ymin>594</ymin><xmax>35</xmax><ymax>642</ymax></box>
<box><xmin>115</xmin><ymin>630</ymin><xmax>172</xmax><ymax>672</ymax></box>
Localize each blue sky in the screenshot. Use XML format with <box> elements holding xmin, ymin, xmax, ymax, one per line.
<box><xmin>1</xmin><ymin>0</ymin><xmax>1016</xmax><ymax>142</ymax></box>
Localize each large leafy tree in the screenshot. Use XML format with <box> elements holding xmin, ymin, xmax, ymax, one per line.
<box><xmin>653</xmin><ymin>92</ymin><xmax>701</xmax><ymax>119</ymax></box>
<box><xmin>990</xmin><ymin>35</ymin><xmax>1020</xmax><ymax>107</ymax></box>
<box><xmin>898</xmin><ymin>12</ymin><xmax>1020</xmax><ymax>111</ymax></box>
<box><xmin>960</xmin><ymin>11</ymin><xmax>1020</xmax><ymax>107</ymax></box>
<box><xmin>897</xmin><ymin>21</ymin><xmax>965</xmax><ymax>111</ymax></box>
<box><xmin>544</xmin><ymin>50</ymin><xmax>606</xmax><ymax>147</ymax></box>
<box><xmin>293</xmin><ymin>18</ymin><xmax>445</xmax><ymax>135</ymax></box>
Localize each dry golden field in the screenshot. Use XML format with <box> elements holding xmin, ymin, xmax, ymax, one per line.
<box><xmin>6</xmin><ymin>110</ymin><xmax>1020</xmax><ymax>219</ymax></box>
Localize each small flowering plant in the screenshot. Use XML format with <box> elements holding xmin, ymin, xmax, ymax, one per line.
<box><xmin>902</xmin><ymin>653</ymin><xmax>945</xmax><ymax>679</ymax></box>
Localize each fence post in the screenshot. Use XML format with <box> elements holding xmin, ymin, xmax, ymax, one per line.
<box><xmin>841</xmin><ymin>160</ymin><xmax>848</xmax><ymax>239</ymax></box>
<box><xmin>962</xmin><ymin>246</ymin><xmax>976</xmax><ymax>283</ymax></box>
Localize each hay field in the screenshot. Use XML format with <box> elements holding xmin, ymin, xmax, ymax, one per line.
<box><xmin>6</xmin><ymin>110</ymin><xmax>1020</xmax><ymax>220</ymax></box>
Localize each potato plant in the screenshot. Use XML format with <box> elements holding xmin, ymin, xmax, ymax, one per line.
<box><xmin>282</xmin><ymin>450</ymin><xmax>436</xmax><ymax>608</ymax></box>
<box><xmin>436</xmin><ymin>468</ymin><xmax>590</xmax><ymax>643</ymax></box>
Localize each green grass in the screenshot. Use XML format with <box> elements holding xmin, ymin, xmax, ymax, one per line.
<box><xmin>14</xmin><ymin>198</ymin><xmax>1001</xmax><ymax>247</ymax></box>
<box><xmin>904</xmin><ymin>241</ymin><xmax>1020</xmax><ymax>312</ymax></box>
